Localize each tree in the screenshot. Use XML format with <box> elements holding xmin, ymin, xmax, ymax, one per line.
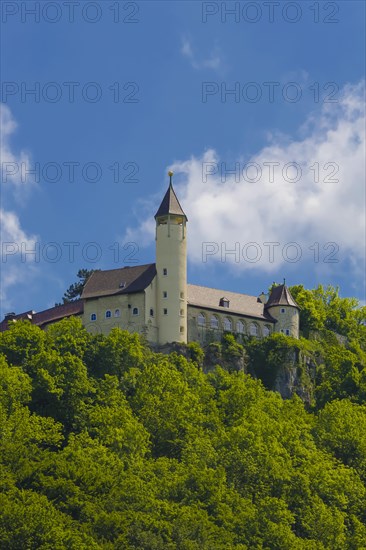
<box><xmin>57</xmin><ymin>268</ymin><xmax>96</xmax><ymax>305</ymax></box>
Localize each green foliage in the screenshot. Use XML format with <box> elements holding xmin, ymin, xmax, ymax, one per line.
<box><xmin>1</xmin><ymin>319</ymin><xmax>366</xmax><ymax>548</ymax></box>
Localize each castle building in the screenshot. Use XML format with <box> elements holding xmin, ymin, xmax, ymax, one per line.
<box><xmin>1</xmin><ymin>173</ymin><xmax>300</xmax><ymax>342</ymax></box>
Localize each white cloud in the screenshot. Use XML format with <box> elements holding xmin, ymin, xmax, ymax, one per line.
<box><xmin>181</xmin><ymin>37</ymin><xmax>223</xmax><ymax>71</ymax></box>
<box><xmin>126</xmin><ymin>81</ymin><xmax>365</xmax><ymax>280</ymax></box>
<box><xmin>0</xmin><ymin>105</ymin><xmax>39</xmax><ymax>315</ymax></box>
<box><xmin>0</xmin><ymin>104</ymin><xmax>34</xmax><ymax>200</ymax></box>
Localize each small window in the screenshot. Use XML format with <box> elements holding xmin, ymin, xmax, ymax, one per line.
<box><xmin>210</xmin><ymin>316</ymin><xmax>219</xmax><ymax>329</ymax></box>
<box><xmin>197</xmin><ymin>313</ymin><xmax>205</xmax><ymax>326</ymax></box>
<box><xmin>114</xmin><ymin>309</ymin><xmax>120</xmax><ymax>317</ymax></box>
<box><xmin>180</xmin><ymin>326</ymin><xmax>184</xmax><ymax>333</ymax></box>
<box><xmin>132</xmin><ymin>307</ymin><xmax>139</xmax><ymax>316</ymax></box>
<box><xmin>149</xmin><ymin>308</ymin><xmax>154</xmax><ymax>317</ymax></box>
<box><xmin>180</xmin><ymin>309</ymin><xmax>184</xmax><ymax>316</ymax></box>
<box><xmin>90</xmin><ymin>313</ymin><xmax>97</xmax><ymax>321</ymax></box>
<box><xmin>163</xmin><ymin>308</ymin><xmax>168</xmax><ymax>315</ymax></box>
<box><xmin>163</xmin><ymin>268</ymin><xmax>167</xmax><ymax>276</ymax></box>
<box><xmin>180</xmin><ymin>292</ymin><xmax>184</xmax><ymax>299</ymax></box>
<box><xmin>236</xmin><ymin>320</ymin><xmax>245</xmax><ymax>334</ymax></box>
<box><xmin>163</xmin><ymin>291</ymin><xmax>168</xmax><ymax>298</ymax></box>
<box><xmin>105</xmin><ymin>310</ymin><xmax>111</xmax><ymax>319</ymax></box>
<box><xmin>250</xmin><ymin>323</ymin><xmax>258</xmax><ymax>336</ymax></box>
<box><xmin>285</xmin><ymin>329</ymin><xmax>290</xmax><ymax>335</ymax></box>
<box><xmin>280</xmin><ymin>329</ymin><xmax>284</xmax><ymax>334</ymax></box>
<box><xmin>281</xmin><ymin>308</ymin><xmax>285</xmax><ymax>313</ymax></box>
<box><xmin>219</xmin><ymin>297</ymin><xmax>230</xmax><ymax>308</ymax></box>
<box><xmin>224</xmin><ymin>317</ymin><xmax>232</xmax><ymax>331</ymax></box>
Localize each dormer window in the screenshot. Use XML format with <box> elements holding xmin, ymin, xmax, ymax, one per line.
<box><xmin>119</xmin><ymin>281</ymin><xmax>126</xmax><ymax>288</ymax></box>
<box><xmin>219</xmin><ymin>297</ymin><xmax>230</xmax><ymax>308</ymax></box>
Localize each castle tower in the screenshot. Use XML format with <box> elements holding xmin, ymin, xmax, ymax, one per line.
<box><xmin>265</xmin><ymin>281</ymin><xmax>300</xmax><ymax>338</ymax></box>
<box><xmin>155</xmin><ymin>172</ymin><xmax>187</xmax><ymax>344</ymax></box>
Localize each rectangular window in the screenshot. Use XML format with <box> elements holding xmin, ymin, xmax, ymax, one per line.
<box><xmin>180</xmin><ymin>326</ymin><xmax>184</xmax><ymax>333</ymax></box>
<box><xmin>163</xmin><ymin>268</ymin><xmax>167</xmax><ymax>276</ymax></box>
<box><xmin>163</xmin><ymin>291</ymin><xmax>168</xmax><ymax>298</ymax></box>
<box><xmin>163</xmin><ymin>308</ymin><xmax>168</xmax><ymax>315</ymax></box>
<box><xmin>180</xmin><ymin>292</ymin><xmax>184</xmax><ymax>299</ymax></box>
<box><xmin>180</xmin><ymin>309</ymin><xmax>184</xmax><ymax>316</ymax></box>
<box><xmin>285</xmin><ymin>329</ymin><xmax>290</xmax><ymax>335</ymax></box>
<box><xmin>281</xmin><ymin>308</ymin><xmax>285</xmax><ymax>313</ymax></box>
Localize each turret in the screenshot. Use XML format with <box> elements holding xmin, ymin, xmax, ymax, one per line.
<box><xmin>265</xmin><ymin>280</ymin><xmax>300</xmax><ymax>338</ymax></box>
<box><xmin>155</xmin><ymin>172</ymin><xmax>187</xmax><ymax>344</ymax></box>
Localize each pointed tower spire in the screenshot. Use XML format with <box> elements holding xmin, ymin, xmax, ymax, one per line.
<box><xmin>155</xmin><ymin>172</ymin><xmax>188</xmax><ymax>220</ymax></box>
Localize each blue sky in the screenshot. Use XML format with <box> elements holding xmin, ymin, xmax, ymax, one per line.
<box><xmin>1</xmin><ymin>0</ymin><xmax>365</xmax><ymax>317</ymax></box>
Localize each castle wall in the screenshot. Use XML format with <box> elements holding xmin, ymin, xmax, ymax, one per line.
<box><xmin>267</xmin><ymin>305</ymin><xmax>299</xmax><ymax>338</ymax></box>
<box><xmin>187</xmin><ymin>306</ymin><xmax>274</xmax><ymax>345</ymax></box>
<box><xmin>82</xmin><ymin>292</ymin><xmax>146</xmax><ymax>336</ymax></box>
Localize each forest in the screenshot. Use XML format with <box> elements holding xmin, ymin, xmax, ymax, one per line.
<box><xmin>0</xmin><ymin>284</ymin><xmax>366</xmax><ymax>549</ymax></box>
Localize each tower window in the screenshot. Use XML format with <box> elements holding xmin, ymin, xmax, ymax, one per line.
<box><xmin>163</xmin><ymin>308</ymin><xmax>168</xmax><ymax>315</ymax></box>
<box><xmin>90</xmin><ymin>313</ymin><xmax>97</xmax><ymax>321</ymax></box>
<box><xmin>114</xmin><ymin>309</ymin><xmax>120</xmax><ymax>317</ymax></box>
<box><xmin>180</xmin><ymin>292</ymin><xmax>184</xmax><ymax>299</ymax></box>
<box><xmin>180</xmin><ymin>309</ymin><xmax>184</xmax><ymax>316</ymax></box>
<box><xmin>198</xmin><ymin>313</ymin><xmax>205</xmax><ymax>326</ymax></box>
<box><xmin>285</xmin><ymin>329</ymin><xmax>290</xmax><ymax>335</ymax></box>
<box><xmin>223</xmin><ymin>317</ymin><xmax>232</xmax><ymax>331</ymax></box>
<box><xmin>210</xmin><ymin>316</ymin><xmax>219</xmax><ymax>329</ymax></box>
<box><xmin>281</xmin><ymin>308</ymin><xmax>285</xmax><ymax>313</ymax></box>
<box><xmin>132</xmin><ymin>307</ymin><xmax>139</xmax><ymax>316</ymax></box>
<box><xmin>163</xmin><ymin>268</ymin><xmax>167</xmax><ymax>276</ymax></box>
<box><xmin>105</xmin><ymin>310</ymin><xmax>111</xmax><ymax>319</ymax></box>
<box><xmin>180</xmin><ymin>326</ymin><xmax>184</xmax><ymax>333</ymax></box>
<box><xmin>150</xmin><ymin>308</ymin><xmax>154</xmax><ymax>317</ymax></box>
<box><xmin>163</xmin><ymin>291</ymin><xmax>168</xmax><ymax>298</ymax></box>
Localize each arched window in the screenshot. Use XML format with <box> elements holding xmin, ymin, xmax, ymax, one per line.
<box><xmin>132</xmin><ymin>307</ymin><xmax>139</xmax><ymax>316</ymax></box>
<box><xmin>263</xmin><ymin>325</ymin><xmax>270</xmax><ymax>337</ymax></box>
<box><xmin>250</xmin><ymin>323</ymin><xmax>258</xmax><ymax>336</ymax></box>
<box><xmin>210</xmin><ymin>315</ymin><xmax>219</xmax><ymax>329</ymax></box>
<box><xmin>197</xmin><ymin>313</ymin><xmax>205</xmax><ymax>326</ymax></box>
<box><xmin>105</xmin><ymin>310</ymin><xmax>111</xmax><ymax>319</ymax></box>
<box><xmin>236</xmin><ymin>320</ymin><xmax>245</xmax><ymax>334</ymax></box>
<box><xmin>90</xmin><ymin>313</ymin><xmax>97</xmax><ymax>321</ymax></box>
<box><xmin>114</xmin><ymin>309</ymin><xmax>120</xmax><ymax>317</ymax></box>
<box><xmin>149</xmin><ymin>308</ymin><xmax>154</xmax><ymax>317</ymax></box>
<box><xmin>223</xmin><ymin>317</ymin><xmax>232</xmax><ymax>331</ymax></box>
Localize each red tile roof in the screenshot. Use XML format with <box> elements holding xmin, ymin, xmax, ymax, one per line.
<box><xmin>0</xmin><ymin>300</ymin><xmax>84</xmax><ymax>332</ymax></box>
<box><xmin>81</xmin><ymin>263</ymin><xmax>156</xmax><ymax>299</ymax></box>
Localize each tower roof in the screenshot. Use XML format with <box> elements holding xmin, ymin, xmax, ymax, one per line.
<box><xmin>264</xmin><ymin>283</ymin><xmax>300</xmax><ymax>309</ymax></box>
<box><xmin>154</xmin><ymin>172</ymin><xmax>187</xmax><ymax>220</ymax></box>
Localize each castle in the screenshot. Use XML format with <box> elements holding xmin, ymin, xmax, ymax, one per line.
<box><xmin>1</xmin><ymin>173</ymin><xmax>300</xmax><ymax>343</ymax></box>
